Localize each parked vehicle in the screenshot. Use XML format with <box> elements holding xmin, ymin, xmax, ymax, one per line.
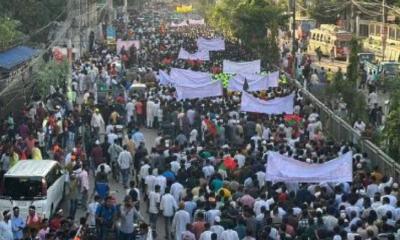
<box><xmin>0</xmin><ymin>160</ymin><xmax>66</xmax><ymax>219</ymax></box>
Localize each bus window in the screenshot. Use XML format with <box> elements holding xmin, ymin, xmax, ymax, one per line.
<box><xmin>326</xmin><ymin>36</ymin><xmax>331</xmax><ymax>43</ymax></box>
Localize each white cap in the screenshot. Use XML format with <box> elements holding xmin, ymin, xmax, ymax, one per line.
<box><xmin>95</xmin><ymin>140</ymin><xmax>100</xmax><ymax>145</ymax></box>
<box><xmin>214</xmin><ymin>216</ymin><xmax>221</xmax><ymax>223</ymax></box>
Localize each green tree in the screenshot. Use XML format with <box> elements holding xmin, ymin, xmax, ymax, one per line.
<box><xmin>382</xmin><ymin>78</ymin><xmax>400</xmax><ymax>159</ymax></box>
<box><xmin>208</xmin><ymin>0</ymin><xmax>287</xmax><ymax>64</ymax></box>
<box><xmin>0</xmin><ymin>17</ymin><xmax>23</xmax><ymax>50</ymax></box>
<box><xmin>325</xmin><ymin>67</ymin><xmax>367</xmax><ymax>123</ymax></box>
<box><xmin>308</xmin><ymin>0</ymin><xmax>348</xmax><ymax>24</ymax></box>
<box><xmin>33</xmin><ymin>59</ymin><xmax>70</xmax><ymax>97</ymax></box>
<box><xmin>0</xmin><ymin>0</ymin><xmax>66</xmax><ymax>43</ymax></box>
<box><xmin>346</xmin><ymin>37</ymin><xmax>361</xmax><ymax>84</ymax></box>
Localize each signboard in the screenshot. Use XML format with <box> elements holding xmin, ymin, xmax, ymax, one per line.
<box><xmin>106</xmin><ymin>26</ymin><xmax>116</xmax><ymax>45</ymax></box>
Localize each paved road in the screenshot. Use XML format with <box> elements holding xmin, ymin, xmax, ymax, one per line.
<box><xmin>59</xmin><ymin>128</ymin><xmax>167</xmax><ymax>237</ymax></box>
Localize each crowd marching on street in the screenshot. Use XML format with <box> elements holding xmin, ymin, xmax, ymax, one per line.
<box><xmin>0</xmin><ymin>1</ymin><xmax>400</xmax><ymax>240</ymax></box>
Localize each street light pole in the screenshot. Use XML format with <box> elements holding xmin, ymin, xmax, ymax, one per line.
<box><xmin>291</xmin><ymin>0</ymin><xmax>296</xmax><ymax>78</ymax></box>
<box><xmin>382</xmin><ymin>0</ymin><xmax>386</xmax><ymax>61</ymax></box>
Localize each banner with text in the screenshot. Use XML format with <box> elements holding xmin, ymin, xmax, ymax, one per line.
<box><xmin>197</xmin><ymin>37</ymin><xmax>225</xmax><ymax>51</ymax></box>
<box><xmin>266</xmin><ymin>151</ymin><xmax>353</xmax><ymax>183</ymax></box>
<box><xmin>240</xmin><ymin>92</ymin><xmax>294</xmax><ymax>114</ymax></box>
<box><xmin>223</xmin><ymin>59</ymin><xmax>261</xmax><ymax>74</ymax></box>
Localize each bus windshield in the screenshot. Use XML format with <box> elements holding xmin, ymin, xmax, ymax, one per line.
<box><xmin>1</xmin><ymin>177</ymin><xmax>43</xmax><ymax>200</ymax></box>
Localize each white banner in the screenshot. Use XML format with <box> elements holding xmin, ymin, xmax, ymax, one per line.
<box><xmin>170</xmin><ymin>68</ymin><xmax>212</xmax><ymax>86</ymax></box>
<box><xmin>267</xmin><ymin>71</ymin><xmax>279</xmax><ymax>88</ymax></box>
<box><xmin>240</xmin><ymin>92</ymin><xmax>294</xmax><ymax>114</ymax></box>
<box><xmin>158</xmin><ymin>70</ymin><xmax>172</xmax><ymax>86</ymax></box>
<box><xmin>178</xmin><ymin>48</ymin><xmax>210</xmax><ymax>61</ymax></box>
<box><xmin>176</xmin><ymin>80</ymin><xmax>223</xmax><ymax>100</ymax></box>
<box><xmin>170</xmin><ymin>21</ymin><xmax>188</xmax><ymax>27</ymax></box>
<box><xmin>188</xmin><ymin>19</ymin><xmax>205</xmax><ymax>25</ymax></box>
<box><xmin>223</xmin><ymin>60</ymin><xmax>261</xmax><ymax>74</ymax></box>
<box><xmin>266</xmin><ymin>151</ymin><xmax>353</xmax><ymax>183</ymax></box>
<box><xmin>116</xmin><ymin>39</ymin><xmax>140</xmax><ymax>54</ymax></box>
<box><xmin>197</xmin><ymin>37</ymin><xmax>225</xmax><ymax>51</ymax></box>
<box><xmin>228</xmin><ymin>73</ymin><xmax>268</xmax><ymax>92</ymax></box>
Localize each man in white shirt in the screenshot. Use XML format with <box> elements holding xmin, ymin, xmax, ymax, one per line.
<box><xmin>117</xmin><ymin>146</ymin><xmax>133</xmax><ymax>188</ymax></box>
<box><xmin>199</xmin><ymin>223</ymin><xmax>213</xmax><ymax>240</ymax></box>
<box><xmin>170</xmin><ymin>181</ymin><xmax>184</xmax><ymax>204</ymax></box>
<box><xmin>253</xmin><ymin>193</ymin><xmax>269</xmax><ymax>216</ymax></box>
<box><xmin>202</xmin><ymin>160</ymin><xmax>215</xmax><ymax>179</ymax></box>
<box><xmin>172</xmin><ymin>203</ymin><xmax>191</xmax><ymax>240</ymax></box>
<box><xmin>234</xmin><ymin>150</ymin><xmax>246</xmax><ymax>168</ymax></box>
<box><xmin>87</xmin><ymin>195</ymin><xmax>101</xmax><ymax>227</ymax></box>
<box><xmin>125</xmin><ymin>99</ymin><xmax>135</xmax><ymax>123</ymax></box>
<box><xmin>148</xmin><ymin>185</ymin><xmax>161</xmax><ymax>238</ymax></box>
<box><xmin>220</xmin><ymin>227</ymin><xmax>239</xmax><ymax>240</ymax></box>
<box><xmin>353</xmin><ymin>120</ymin><xmax>366</xmax><ymax>135</ymax></box>
<box><xmin>210</xmin><ymin>216</ymin><xmax>224</xmax><ymax>239</ymax></box>
<box><xmin>366</xmin><ymin>176</ymin><xmax>379</xmax><ymax>198</ymax></box>
<box><xmin>160</xmin><ymin>188</ymin><xmax>178</xmax><ymax>240</ymax></box>
<box><xmin>376</xmin><ymin>197</ymin><xmax>396</xmax><ymax>219</ymax></box>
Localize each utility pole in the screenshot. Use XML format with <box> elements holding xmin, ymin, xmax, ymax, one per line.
<box><xmin>382</xmin><ymin>0</ymin><xmax>387</xmax><ymax>61</ymax></box>
<box><xmin>291</xmin><ymin>0</ymin><xmax>297</xmax><ymax>78</ymax></box>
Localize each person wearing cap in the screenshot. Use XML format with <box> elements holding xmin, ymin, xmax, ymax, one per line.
<box><xmin>11</xmin><ymin>207</ymin><xmax>25</xmax><ymax>240</ymax></box>
<box><xmin>0</xmin><ymin>210</ymin><xmax>13</xmax><ymax>240</ymax></box>
<box><xmin>172</xmin><ymin>202</ymin><xmax>191</xmax><ymax>240</ymax></box>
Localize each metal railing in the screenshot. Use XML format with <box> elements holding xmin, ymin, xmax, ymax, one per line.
<box><xmin>289</xmin><ymin>76</ymin><xmax>400</xmax><ymax>181</ymax></box>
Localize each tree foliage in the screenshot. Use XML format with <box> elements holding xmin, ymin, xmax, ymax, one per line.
<box><xmin>308</xmin><ymin>0</ymin><xmax>348</xmax><ymax>24</ymax></box>
<box><xmin>382</xmin><ymin>78</ymin><xmax>400</xmax><ymax>159</ymax></box>
<box><xmin>347</xmin><ymin>37</ymin><xmax>361</xmax><ymax>84</ymax></box>
<box><xmin>207</xmin><ymin>0</ymin><xmax>288</xmax><ymax>65</ymax></box>
<box><xmin>0</xmin><ymin>17</ymin><xmax>23</xmax><ymax>50</ymax></box>
<box><xmin>0</xmin><ymin>0</ymin><xmax>66</xmax><ymax>43</ymax></box>
<box><xmin>33</xmin><ymin>60</ymin><xmax>70</xmax><ymax>97</ymax></box>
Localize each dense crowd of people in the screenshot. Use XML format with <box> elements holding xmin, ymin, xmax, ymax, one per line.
<box><xmin>0</xmin><ymin>2</ymin><xmax>400</xmax><ymax>240</ymax></box>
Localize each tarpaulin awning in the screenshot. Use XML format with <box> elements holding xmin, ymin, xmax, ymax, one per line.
<box><xmin>0</xmin><ymin>46</ymin><xmax>38</xmax><ymax>71</ymax></box>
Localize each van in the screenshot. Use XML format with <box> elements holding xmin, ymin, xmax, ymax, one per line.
<box><xmin>0</xmin><ymin>160</ymin><xmax>65</xmax><ymax>219</ymax></box>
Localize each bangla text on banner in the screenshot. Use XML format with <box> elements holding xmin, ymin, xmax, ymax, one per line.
<box><xmin>265</xmin><ymin>151</ymin><xmax>353</xmax><ymax>183</ymax></box>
